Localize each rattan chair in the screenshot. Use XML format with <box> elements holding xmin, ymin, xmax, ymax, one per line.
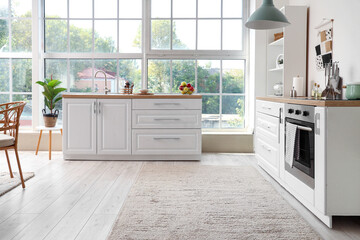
<box><xmin>0</xmin><ymin>101</ymin><xmax>26</xmax><ymax>188</ymax></box>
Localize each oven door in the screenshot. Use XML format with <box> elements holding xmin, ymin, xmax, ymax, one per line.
<box><xmin>285</xmin><ymin>118</ymin><xmax>315</xmax><ymax>179</ymax></box>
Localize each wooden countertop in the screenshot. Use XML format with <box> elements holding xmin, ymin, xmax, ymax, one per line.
<box><xmin>256</xmin><ymin>96</ymin><xmax>360</xmax><ymax>107</ymax></box>
<box><xmin>62</xmin><ymin>93</ymin><xmax>202</xmax><ymax>99</ymax></box>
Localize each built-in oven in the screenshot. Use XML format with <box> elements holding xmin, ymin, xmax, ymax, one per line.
<box><xmin>285</xmin><ymin>104</ymin><xmax>315</xmax><ymax>189</ymax></box>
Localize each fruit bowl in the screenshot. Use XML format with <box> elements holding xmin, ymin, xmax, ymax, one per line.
<box><xmin>179</xmin><ymin>82</ymin><xmax>195</xmax><ymax>95</ymax></box>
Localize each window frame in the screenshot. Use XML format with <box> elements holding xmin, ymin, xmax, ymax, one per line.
<box><xmin>21</xmin><ymin>0</ymin><xmax>249</xmax><ymax>131</ymax></box>
<box><xmin>145</xmin><ymin>0</ymin><xmax>249</xmax><ymax>131</ymax></box>
<box><xmin>0</xmin><ymin>0</ymin><xmax>33</xmax><ymax>128</ymax></box>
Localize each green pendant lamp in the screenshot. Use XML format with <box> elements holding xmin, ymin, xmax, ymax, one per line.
<box><xmin>245</xmin><ymin>0</ymin><xmax>290</xmax><ymax>30</ymax></box>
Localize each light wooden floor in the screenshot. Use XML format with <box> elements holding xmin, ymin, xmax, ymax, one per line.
<box><xmin>0</xmin><ymin>151</ymin><xmax>359</xmax><ymax>240</ymax></box>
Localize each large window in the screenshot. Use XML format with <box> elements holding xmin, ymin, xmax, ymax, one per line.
<box><xmin>43</xmin><ymin>0</ymin><xmax>143</xmax><ymax>124</ymax></box>
<box><xmin>147</xmin><ymin>59</ymin><xmax>245</xmax><ymax>128</ymax></box>
<box><xmin>148</xmin><ymin>0</ymin><xmax>247</xmax><ymax>129</ymax></box>
<box><xmin>44</xmin><ymin>0</ymin><xmax>143</xmax><ymax>93</ymax></box>
<box><xmin>0</xmin><ymin>0</ymin><xmax>247</xmax><ymax>130</ymax></box>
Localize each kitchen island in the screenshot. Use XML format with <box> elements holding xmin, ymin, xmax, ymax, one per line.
<box><xmin>62</xmin><ymin>93</ymin><xmax>202</xmax><ymax>161</ymax></box>
<box><xmin>255</xmin><ymin>97</ymin><xmax>360</xmax><ymax>228</ymax></box>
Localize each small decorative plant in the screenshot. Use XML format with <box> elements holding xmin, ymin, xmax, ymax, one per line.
<box><xmin>179</xmin><ymin>81</ymin><xmax>195</xmax><ymax>95</ymax></box>
<box><xmin>36</xmin><ymin>76</ymin><xmax>67</xmax><ymax>127</ymax></box>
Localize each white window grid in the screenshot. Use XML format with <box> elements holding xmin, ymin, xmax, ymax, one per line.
<box><xmin>39</xmin><ymin>0</ymin><xmax>249</xmax><ymax>131</ymax></box>
<box><xmin>0</xmin><ymin>0</ymin><xmax>32</xmax><ymax>123</ymax></box>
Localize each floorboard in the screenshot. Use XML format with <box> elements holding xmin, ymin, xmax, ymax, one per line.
<box><xmin>0</xmin><ymin>151</ymin><xmax>359</xmax><ymax>240</ymax></box>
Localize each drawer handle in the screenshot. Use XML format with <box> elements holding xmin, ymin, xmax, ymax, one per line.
<box><xmin>154</xmin><ymin>103</ymin><xmax>180</xmax><ymax>105</ymax></box>
<box><xmin>154</xmin><ymin>118</ymin><xmax>180</xmax><ymax>121</ymax></box>
<box><xmin>153</xmin><ymin>137</ymin><xmax>180</xmax><ymax>140</ymax></box>
<box><xmin>262</xmin><ymin>144</ymin><xmax>271</xmax><ymax>152</ymax></box>
<box><xmin>262</xmin><ymin>106</ymin><xmax>272</xmax><ymax>110</ymax></box>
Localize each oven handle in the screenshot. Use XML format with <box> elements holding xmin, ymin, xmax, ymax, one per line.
<box><xmin>297</xmin><ymin>126</ymin><xmax>313</xmax><ymax>132</ymax></box>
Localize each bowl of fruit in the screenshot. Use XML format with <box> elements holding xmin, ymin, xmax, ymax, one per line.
<box><xmin>179</xmin><ymin>82</ymin><xmax>195</xmax><ymax>95</ymax></box>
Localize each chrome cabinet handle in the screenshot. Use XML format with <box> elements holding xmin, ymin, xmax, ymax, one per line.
<box><xmin>262</xmin><ymin>144</ymin><xmax>271</xmax><ymax>152</ymax></box>
<box><xmin>98</xmin><ymin>102</ymin><xmax>101</xmax><ymax>114</ymax></box>
<box><xmin>315</xmin><ymin>113</ymin><xmax>320</xmax><ymax>135</ymax></box>
<box><xmin>93</xmin><ymin>101</ymin><xmax>96</xmax><ymax>114</ymax></box>
<box><xmin>154</xmin><ymin>118</ymin><xmax>180</xmax><ymax>121</ymax></box>
<box><xmin>262</xmin><ymin>106</ymin><xmax>272</xmax><ymax>110</ymax></box>
<box><xmin>153</xmin><ymin>137</ymin><xmax>180</xmax><ymax>140</ymax></box>
<box><xmin>154</xmin><ymin>103</ymin><xmax>180</xmax><ymax>105</ymax></box>
<box><xmin>278</xmin><ymin>108</ymin><xmax>282</xmax><ymax>144</ymax></box>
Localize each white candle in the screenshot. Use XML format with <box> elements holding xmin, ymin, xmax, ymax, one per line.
<box><xmin>293</xmin><ymin>76</ymin><xmax>305</xmax><ymax>96</ymax></box>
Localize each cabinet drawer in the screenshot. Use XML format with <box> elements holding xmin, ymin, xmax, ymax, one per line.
<box><xmin>256</xmin><ymin>132</ymin><xmax>279</xmax><ymax>173</ymax></box>
<box><xmin>256</xmin><ymin>100</ymin><xmax>282</xmax><ymax>117</ymax></box>
<box><xmin>132</xmin><ymin>129</ymin><xmax>201</xmax><ymax>155</ymax></box>
<box><xmin>256</xmin><ymin>112</ymin><xmax>279</xmax><ymax>144</ymax></box>
<box><xmin>132</xmin><ymin>110</ymin><xmax>201</xmax><ymax>129</ymax></box>
<box><xmin>132</xmin><ymin>99</ymin><xmax>201</xmax><ymax>110</ymax></box>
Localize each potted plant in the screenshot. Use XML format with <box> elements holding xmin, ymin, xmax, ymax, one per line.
<box><xmin>36</xmin><ymin>76</ymin><xmax>67</xmax><ymax>127</ymax></box>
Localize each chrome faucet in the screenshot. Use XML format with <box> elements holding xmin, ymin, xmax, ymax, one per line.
<box><xmin>94</xmin><ymin>70</ymin><xmax>110</xmax><ymax>94</ymax></box>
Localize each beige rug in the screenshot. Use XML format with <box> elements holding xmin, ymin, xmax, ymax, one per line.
<box><xmin>109</xmin><ymin>163</ymin><xmax>321</xmax><ymax>240</ymax></box>
<box><xmin>0</xmin><ymin>172</ymin><xmax>34</xmax><ymax>197</ymax></box>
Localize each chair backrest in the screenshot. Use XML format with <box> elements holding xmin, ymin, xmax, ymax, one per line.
<box><xmin>0</xmin><ymin>101</ymin><xmax>27</xmax><ymax>146</ymax></box>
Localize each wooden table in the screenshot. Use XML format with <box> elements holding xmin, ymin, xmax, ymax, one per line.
<box><xmin>35</xmin><ymin>126</ymin><xmax>63</xmax><ymax>160</ymax></box>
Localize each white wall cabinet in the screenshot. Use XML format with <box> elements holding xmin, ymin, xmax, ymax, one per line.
<box><xmin>63</xmin><ymin>96</ymin><xmax>202</xmax><ymax>160</ymax></box>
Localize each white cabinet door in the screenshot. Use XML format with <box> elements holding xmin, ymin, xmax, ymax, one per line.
<box><xmin>97</xmin><ymin>99</ymin><xmax>131</xmax><ymax>155</ymax></box>
<box><xmin>63</xmin><ymin>98</ymin><xmax>97</xmax><ymax>155</ymax></box>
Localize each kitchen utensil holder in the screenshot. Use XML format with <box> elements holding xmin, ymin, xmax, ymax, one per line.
<box><xmin>121</xmin><ymin>87</ymin><xmax>133</xmax><ymax>94</ymax></box>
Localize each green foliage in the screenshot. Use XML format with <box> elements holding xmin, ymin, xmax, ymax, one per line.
<box><xmin>226</xmin><ymin>98</ymin><xmax>245</xmax><ymax>128</ymax></box>
<box><xmin>0</xmin><ymin>18</ymin><xmax>8</xmax><ymax>50</ymax></box>
<box><xmin>11</xmin><ymin>13</ymin><xmax>32</xmax><ymax>52</ymax></box>
<box><xmin>118</xmin><ymin>60</ymin><xmax>142</xmax><ymax>92</ymax></box>
<box><xmin>222</xmin><ymin>69</ymin><xmax>244</xmax><ymax>93</ymax></box>
<box><xmin>202</xmin><ymin>96</ymin><xmax>219</xmax><ymax>115</ymax></box>
<box><xmin>197</xmin><ymin>65</ymin><xmax>220</xmax><ymax>93</ymax></box>
<box><xmin>36</xmin><ymin>77</ymin><xmax>67</xmax><ymax>114</ymax></box>
<box><xmin>172</xmin><ymin>60</ymin><xmax>195</xmax><ymax>92</ymax></box>
<box><xmin>148</xmin><ymin>60</ymin><xmax>171</xmax><ymax>93</ymax></box>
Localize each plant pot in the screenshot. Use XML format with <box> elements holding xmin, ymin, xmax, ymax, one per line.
<box><xmin>42</xmin><ymin>109</ymin><xmax>59</xmax><ymax>127</ymax></box>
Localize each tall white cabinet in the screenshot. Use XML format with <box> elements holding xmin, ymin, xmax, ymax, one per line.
<box><xmin>266</xmin><ymin>6</ymin><xmax>308</xmax><ymax>96</ymax></box>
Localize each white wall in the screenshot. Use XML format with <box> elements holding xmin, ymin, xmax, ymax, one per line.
<box><xmin>18</xmin><ymin>132</ymin><xmax>254</xmax><ymax>153</ymax></box>
<box><xmin>289</xmin><ymin>0</ymin><xmax>360</xmax><ymax>95</ymax></box>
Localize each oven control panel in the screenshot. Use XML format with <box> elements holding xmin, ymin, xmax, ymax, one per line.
<box><xmin>285</xmin><ymin>104</ymin><xmax>315</xmax><ymax>123</ymax></box>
